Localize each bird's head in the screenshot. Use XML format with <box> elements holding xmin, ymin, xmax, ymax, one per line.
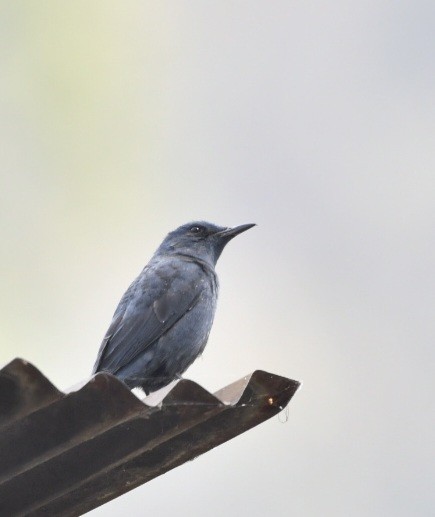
<box><xmin>156</xmin><ymin>221</ymin><xmax>256</xmax><ymax>266</ymax></box>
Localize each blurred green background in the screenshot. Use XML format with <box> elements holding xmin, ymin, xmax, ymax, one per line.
<box><xmin>1</xmin><ymin>2</ymin><xmax>434</xmax><ymax>516</ymax></box>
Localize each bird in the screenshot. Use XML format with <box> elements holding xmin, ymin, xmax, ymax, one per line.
<box><xmin>92</xmin><ymin>221</ymin><xmax>255</xmax><ymax>394</ymax></box>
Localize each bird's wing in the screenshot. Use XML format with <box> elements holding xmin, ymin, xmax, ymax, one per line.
<box><xmin>92</xmin><ymin>261</ymin><xmax>204</xmax><ymax>374</ymax></box>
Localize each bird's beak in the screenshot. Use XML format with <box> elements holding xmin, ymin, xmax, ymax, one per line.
<box><xmin>216</xmin><ymin>223</ymin><xmax>256</xmax><ymax>241</ymax></box>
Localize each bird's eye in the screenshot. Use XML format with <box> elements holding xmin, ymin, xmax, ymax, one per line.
<box><xmin>189</xmin><ymin>226</ymin><xmax>203</xmax><ymax>234</ymax></box>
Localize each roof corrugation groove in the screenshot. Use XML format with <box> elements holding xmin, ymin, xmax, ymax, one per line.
<box><xmin>0</xmin><ymin>358</ymin><xmax>299</xmax><ymax>516</ymax></box>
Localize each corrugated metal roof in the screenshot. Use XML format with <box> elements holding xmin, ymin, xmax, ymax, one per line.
<box><xmin>0</xmin><ymin>358</ymin><xmax>300</xmax><ymax>516</ymax></box>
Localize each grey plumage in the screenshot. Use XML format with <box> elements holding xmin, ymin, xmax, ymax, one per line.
<box><xmin>92</xmin><ymin>221</ymin><xmax>255</xmax><ymax>393</ymax></box>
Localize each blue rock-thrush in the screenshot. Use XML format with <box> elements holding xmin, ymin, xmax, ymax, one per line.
<box><xmin>93</xmin><ymin>221</ymin><xmax>255</xmax><ymax>393</ymax></box>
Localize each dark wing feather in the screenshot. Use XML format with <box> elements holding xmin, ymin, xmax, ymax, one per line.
<box><xmin>92</xmin><ymin>277</ymin><xmax>138</xmax><ymax>372</ymax></box>
<box><xmin>93</xmin><ymin>261</ymin><xmax>203</xmax><ymax>374</ymax></box>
